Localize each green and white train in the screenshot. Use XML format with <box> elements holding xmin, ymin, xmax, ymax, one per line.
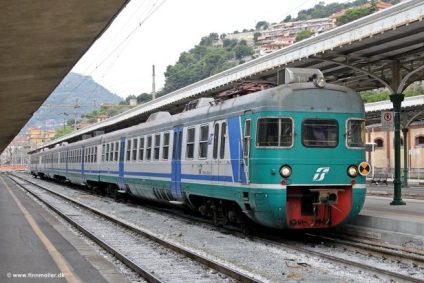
<box><xmin>29</xmin><ymin>68</ymin><xmax>370</xmax><ymax>230</ymax></box>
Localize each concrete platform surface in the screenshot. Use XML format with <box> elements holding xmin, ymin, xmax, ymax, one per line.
<box><xmin>0</xmin><ymin>174</ymin><xmax>129</xmax><ymax>283</ymax></box>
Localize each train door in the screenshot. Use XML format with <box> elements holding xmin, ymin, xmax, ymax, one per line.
<box><xmin>171</xmin><ymin>127</ymin><xmax>183</xmax><ymax>200</ymax></box>
<box><xmin>211</xmin><ymin>120</ymin><xmax>229</xmax><ymax>184</ymax></box>
<box><xmin>242</xmin><ymin>118</ymin><xmax>251</xmax><ymax>184</ymax></box>
<box><xmin>118</xmin><ymin>138</ymin><xmax>125</xmax><ymax>189</ymax></box>
<box><xmin>81</xmin><ymin>146</ymin><xmax>85</xmax><ymax>181</ymax></box>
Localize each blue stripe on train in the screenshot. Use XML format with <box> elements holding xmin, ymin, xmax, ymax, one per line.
<box><xmin>227</xmin><ymin>116</ymin><xmax>247</xmax><ymax>184</ymax></box>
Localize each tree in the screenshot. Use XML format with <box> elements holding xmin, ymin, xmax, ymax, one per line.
<box><xmin>255</xmin><ymin>21</ymin><xmax>269</xmax><ymax>31</ymax></box>
<box><xmin>53</xmin><ymin>125</ymin><xmax>73</xmax><ymax>139</ymax></box>
<box><xmin>295</xmin><ymin>30</ymin><xmax>314</xmax><ymax>42</ymax></box>
<box><xmin>335</xmin><ymin>6</ymin><xmax>374</xmax><ymax>26</ymax></box>
<box><xmin>253</xmin><ymin>32</ymin><xmax>262</xmax><ymax>46</ymax></box>
<box><xmin>234</xmin><ymin>44</ymin><xmax>254</xmax><ymax>60</ymax></box>
<box><xmin>282</xmin><ymin>15</ymin><xmax>291</xmax><ymax>23</ymax></box>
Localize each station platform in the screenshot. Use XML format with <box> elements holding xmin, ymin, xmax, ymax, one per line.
<box><xmin>339</xmin><ymin>180</ymin><xmax>424</xmax><ymax>250</ymax></box>
<box><xmin>0</xmin><ymin>174</ymin><xmax>129</xmax><ymax>283</ymax></box>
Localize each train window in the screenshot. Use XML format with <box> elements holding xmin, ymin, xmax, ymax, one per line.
<box><xmin>106</xmin><ymin>143</ymin><xmax>110</xmax><ymax>161</ymax></box>
<box><xmin>186</xmin><ymin>127</ymin><xmax>195</xmax><ymax>159</ymax></box>
<box><xmin>102</xmin><ymin>144</ymin><xmax>105</xmax><ymax>162</ymax></box>
<box><xmin>94</xmin><ymin>147</ymin><xmax>97</xmax><ymax>163</ymax></box>
<box><xmin>199</xmin><ymin>125</ymin><xmax>209</xmax><ymax>159</ymax></box>
<box><xmin>114</xmin><ymin>142</ymin><xmax>119</xmax><ymax>161</ymax></box>
<box><xmin>302</xmin><ymin>119</ymin><xmax>338</xmax><ymax>147</ymax></box>
<box><xmin>346</xmin><ymin>119</ymin><xmax>365</xmax><ymax>148</ymax></box>
<box><xmin>213</xmin><ymin>123</ymin><xmax>219</xmax><ymax>159</ymax></box>
<box><xmin>139</xmin><ymin>137</ymin><xmax>145</xmax><ymax>161</ymax></box>
<box><xmin>146</xmin><ymin>136</ymin><xmax>152</xmax><ymax>161</ymax></box>
<box><xmin>154</xmin><ymin>134</ymin><xmax>161</xmax><ymax>160</ymax></box>
<box><xmin>106</xmin><ymin>143</ymin><xmax>111</xmax><ymax>161</ymax></box>
<box><xmin>163</xmin><ymin>133</ymin><xmax>170</xmax><ymax>160</ymax></box>
<box><xmin>220</xmin><ymin>122</ymin><xmax>227</xmax><ymax>159</ymax></box>
<box><xmin>243</xmin><ymin>120</ymin><xmax>251</xmax><ymax>158</ymax></box>
<box><xmin>126</xmin><ymin>140</ymin><xmax>132</xmax><ymax>161</ymax></box>
<box><xmin>257</xmin><ymin>118</ymin><xmax>293</xmax><ymax>147</ymax></box>
<box><xmin>132</xmin><ymin>138</ymin><xmax>138</xmax><ymax>161</ymax></box>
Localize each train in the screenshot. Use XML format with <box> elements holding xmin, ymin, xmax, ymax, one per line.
<box><xmin>29</xmin><ymin>68</ymin><xmax>370</xmax><ymax>230</ymax></box>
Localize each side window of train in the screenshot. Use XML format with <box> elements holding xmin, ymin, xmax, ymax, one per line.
<box><xmin>154</xmin><ymin>134</ymin><xmax>161</xmax><ymax>160</ymax></box>
<box><xmin>199</xmin><ymin>125</ymin><xmax>209</xmax><ymax>159</ymax></box>
<box><xmin>114</xmin><ymin>141</ymin><xmax>119</xmax><ymax>161</ymax></box>
<box><xmin>106</xmin><ymin>143</ymin><xmax>113</xmax><ymax>161</ymax></box>
<box><xmin>257</xmin><ymin>117</ymin><xmax>293</xmax><ymax>147</ymax></box>
<box><xmin>346</xmin><ymin>119</ymin><xmax>365</xmax><ymax>148</ymax></box>
<box><xmin>139</xmin><ymin>137</ymin><xmax>145</xmax><ymax>161</ymax></box>
<box><xmin>220</xmin><ymin>122</ymin><xmax>227</xmax><ymax>159</ymax></box>
<box><xmin>102</xmin><ymin>144</ymin><xmax>106</xmax><ymax>162</ymax></box>
<box><xmin>126</xmin><ymin>139</ymin><xmax>132</xmax><ymax>161</ymax></box>
<box><xmin>132</xmin><ymin>138</ymin><xmax>138</xmax><ymax>161</ymax></box>
<box><xmin>213</xmin><ymin>123</ymin><xmax>220</xmax><ymax>159</ymax></box>
<box><xmin>302</xmin><ymin>118</ymin><xmax>338</xmax><ymax>147</ymax></box>
<box><xmin>186</xmin><ymin>127</ymin><xmax>195</xmax><ymax>159</ymax></box>
<box><xmin>146</xmin><ymin>136</ymin><xmax>152</xmax><ymax>161</ymax></box>
<box><xmin>163</xmin><ymin>132</ymin><xmax>170</xmax><ymax>160</ymax></box>
<box><xmin>243</xmin><ymin>119</ymin><xmax>251</xmax><ymax>158</ymax></box>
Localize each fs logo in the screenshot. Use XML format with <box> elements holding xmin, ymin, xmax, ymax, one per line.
<box><xmin>312</xmin><ymin>167</ymin><xmax>330</xmax><ymax>181</ymax></box>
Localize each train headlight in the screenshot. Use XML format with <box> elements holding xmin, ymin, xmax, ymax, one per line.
<box><xmin>347</xmin><ymin>165</ymin><xmax>358</xmax><ymax>178</ymax></box>
<box><xmin>314</xmin><ymin>76</ymin><xmax>326</xmax><ymax>88</ymax></box>
<box><xmin>280</xmin><ymin>165</ymin><xmax>292</xmax><ymax>178</ymax></box>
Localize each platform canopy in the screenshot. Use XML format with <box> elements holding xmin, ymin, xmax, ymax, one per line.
<box><xmin>0</xmin><ymin>0</ymin><xmax>129</xmax><ymax>153</ymax></box>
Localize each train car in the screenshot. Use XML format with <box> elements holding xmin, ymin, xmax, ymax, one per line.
<box><xmin>29</xmin><ymin>68</ymin><xmax>370</xmax><ymax>230</ymax></box>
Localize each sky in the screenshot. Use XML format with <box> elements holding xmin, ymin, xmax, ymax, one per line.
<box><xmin>72</xmin><ymin>0</ymin><xmax>350</xmax><ymax>99</ymax></box>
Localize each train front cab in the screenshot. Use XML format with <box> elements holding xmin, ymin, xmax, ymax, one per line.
<box><xmin>248</xmin><ymin>113</ymin><xmax>370</xmax><ymax>229</ymax></box>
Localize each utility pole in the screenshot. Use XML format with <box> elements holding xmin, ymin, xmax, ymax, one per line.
<box><xmin>152</xmin><ymin>64</ymin><xmax>156</xmax><ymax>100</ymax></box>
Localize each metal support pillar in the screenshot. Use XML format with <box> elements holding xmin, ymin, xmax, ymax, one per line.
<box><xmin>390</xmin><ymin>94</ymin><xmax>406</xmax><ymax>205</ymax></box>
<box><xmin>402</xmin><ymin>128</ymin><xmax>409</xmax><ymax>188</ymax></box>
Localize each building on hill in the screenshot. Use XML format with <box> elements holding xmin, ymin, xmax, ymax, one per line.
<box><xmin>256</xmin><ymin>18</ymin><xmax>335</xmax><ymax>55</ymax></box>
<box><xmin>329</xmin><ymin>1</ymin><xmax>392</xmax><ymax>23</ymax></box>
<box><xmin>26</xmin><ymin>127</ymin><xmax>56</xmax><ymax>148</ymax></box>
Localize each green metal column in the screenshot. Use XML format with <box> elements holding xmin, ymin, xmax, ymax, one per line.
<box><xmin>402</xmin><ymin>128</ymin><xmax>409</xmax><ymax>188</ymax></box>
<box><xmin>390</xmin><ymin>94</ymin><xmax>406</xmax><ymax>205</ymax></box>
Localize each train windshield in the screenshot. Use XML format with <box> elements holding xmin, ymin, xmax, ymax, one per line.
<box><xmin>302</xmin><ymin>119</ymin><xmax>338</xmax><ymax>147</ymax></box>
<box><xmin>256</xmin><ymin>117</ymin><xmax>293</xmax><ymax>147</ymax></box>
<box><xmin>346</xmin><ymin>119</ymin><xmax>366</xmax><ymax>148</ymax></box>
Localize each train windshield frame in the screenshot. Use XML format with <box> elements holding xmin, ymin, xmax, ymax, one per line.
<box><xmin>302</xmin><ymin>118</ymin><xmax>338</xmax><ymax>148</ymax></box>
<box><xmin>345</xmin><ymin>118</ymin><xmax>366</xmax><ymax>148</ymax></box>
<box><xmin>256</xmin><ymin>117</ymin><xmax>293</xmax><ymax>147</ymax></box>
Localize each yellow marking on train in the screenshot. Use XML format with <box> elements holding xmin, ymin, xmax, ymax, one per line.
<box><xmin>1</xmin><ymin>176</ymin><xmax>80</xmax><ymax>283</ymax></box>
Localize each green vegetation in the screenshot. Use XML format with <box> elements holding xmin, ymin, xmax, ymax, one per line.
<box><xmin>159</xmin><ymin>33</ymin><xmax>254</xmax><ymax>95</ymax></box>
<box><xmin>293</xmin><ymin>0</ymin><xmax>399</xmax><ymax>22</ymax></box>
<box><xmin>295</xmin><ymin>30</ymin><xmax>314</xmax><ymax>42</ymax></box>
<box><xmin>53</xmin><ymin>125</ymin><xmax>73</xmax><ymax>139</ymax></box>
<box><xmin>360</xmin><ymin>83</ymin><xmax>424</xmax><ymax>103</ymax></box>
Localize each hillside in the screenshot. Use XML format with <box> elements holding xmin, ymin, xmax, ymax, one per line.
<box><xmin>22</xmin><ymin>72</ymin><xmax>122</xmax><ymax>132</ymax></box>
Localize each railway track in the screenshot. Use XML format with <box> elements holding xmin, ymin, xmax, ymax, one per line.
<box><xmin>259</xmin><ymin>233</ymin><xmax>424</xmax><ymax>283</ymax></box>
<box><xmin>9</xmin><ymin>172</ymin><xmax>424</xmax><ymax>282</ymax></box>
<box><xmin>6</xmin><ymin>174</ymin><xmax>259</xmax><ymax>283</ymax></box>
